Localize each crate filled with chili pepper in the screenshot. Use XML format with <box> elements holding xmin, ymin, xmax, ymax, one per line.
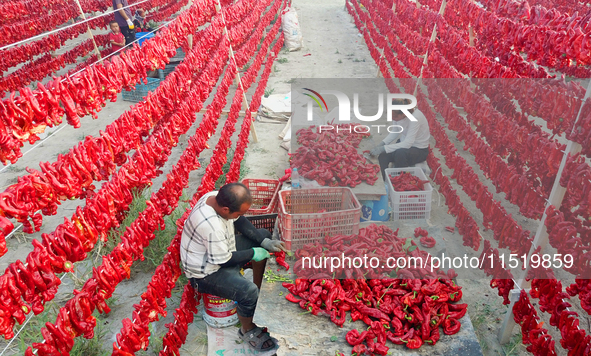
<box><xmin>385</xmin><ymin>167</ymin><xmax>433</xmax><ymax>220</ymax></box>
<box><xmin>278</xmin><ymin>187</ymin><xmax>361</xmax><ymax>250</ymax></box>
<box><xmin>241</xmin><ymin>178</ymin><xmax>281</xmax><ymax>215</ymax></box>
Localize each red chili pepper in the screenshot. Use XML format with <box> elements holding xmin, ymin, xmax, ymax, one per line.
<box><xmin>274</xmin><ymin>251</ymin><xmax>289</xmax><ymax>271</ymax></box>
<box><xmin>346</xmin><ymin>329</ymin><xmax>369</xmax><ymax>345</ymax></box>
<box><xmin>330</xmin><ymin>308</ymin><xmax>346</xmax><ymax>327</ymax></box>
<box><xmin>420</xmin><ymin>236</ymin><xmax>436</xmax><ymax>248</ymax></box>
<box><xmin>443</xmin><ymin>317</ymin><xmax>461</xmax><ymax>335</ymax></box>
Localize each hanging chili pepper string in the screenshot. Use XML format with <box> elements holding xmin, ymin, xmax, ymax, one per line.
<box><xmin>24</xmin><ymin>39</ymin><xmax>233</xmax><ymax>354</ymax></box>
<box><xmin>0</xmin><ymin>19</ymin><xmax>229</xmax><ymax>341</ymax></box>
<box><xmin>352</xmin><ymin>0</ymin><xmax>536</xmax><ymax>257</ymax></box>
<box><xmin>513</xmin><ymin>290</ymin><xmax>558</xmax><ymax>355</ymax></box>
<box><xmin>0</xmin><ymin>35</ymin><xmax>111</xmax><ymax>92</ymax></box>
<box><xmin>0</xmin><ymin>7</ymin><xmax>220</xmax><ymax>239</ymax></box>
<box><xmin>25</xmin><ymin>0</ymin><xmax>266</xmax><ymax>350</ymax></box>
<box><xmin>0</xmin><ymin>0</ymin><xmax>218</xmax><ymax>167</ymax></box>
<box><xmin>0</xmin><ymin>0</ymin><xmax>153</xmax><ymax>50</ymax></box>
<box><xmin>157</xmin><ymin>284</ymin><xmax>199</xmax><ymax>356</ymax></box>
<box><xmin>145</xmin><ymin>0</ymin><xmax>189</xmax><ymax>22</ymax></box>
<box><xmin>0</xmin><ymin>272</ymin><xmax>70</xmax><ymax>356</ymax></box>
<box><xmin>226</xmin><ymin>20</ymin><xmax>285</xmax><ymax>183</ymax></box>
<box><xmin>352</xmin><ymin>2</ymin><xmax>591</xmax><ymax>354</ymax></box>
<box><xmin>386</xmin><ymin>0</ymin><xmax>585</xmax><ymax>134</ymax></box>
<box><xmin>0</xmin><ymin>17</ymin><xmax>111</xmax><ymax>75</ymax></box>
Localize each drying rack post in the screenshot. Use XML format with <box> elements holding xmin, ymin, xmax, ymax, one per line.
<box><xmin>215</xmin><ymin>0</ymin><xmax>259</xmax><ymax>143</ymax></box>
<box><xmin>74</xmin><ymin>0</ymin><xmax>102</xmax><ymax>59</ymax></box>
<box><xmin>497</xmin><ymin>79</ymin><xmax>591</xmax><ymax>344</ymax></box>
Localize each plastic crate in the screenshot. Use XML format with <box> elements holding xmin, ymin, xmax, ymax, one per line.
<box><xmin>162</xmin><ymin>60</ymin><xmax>182</xmax><ymax>77</ymax></box>
<box><xmin>242</xmin><ymin>179</ymin><xmax>281</xmax><ymax>215</ymax></box>
<box><xmin>278</xmin><ymin>187</ymin><xmax>361</xmax><ymax>250</ymax></box>
<box><xmin>171</xmin><ymin>47</ymin><xmax>185</xmax><ymax>61</ymax></box>
<box><xmin>246</xmin><ymin>213</ymin><xmax>277</xmax><ymax>235</ymax></box>
<box><xmin>122</xmin><ymin>77</ymin><xmax>162</xmax><ymax>103</ymax></box>
<box><xmin>385</xmin><ymin>167</ymin><xmax>432</xmax><ymax>220</ymax></box>
<box><xmin>136</xmin><ymin>32</ymin><xmax>154</xmax><ymax>47</ymax></box>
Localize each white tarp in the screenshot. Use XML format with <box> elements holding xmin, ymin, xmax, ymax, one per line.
<box><xmin>261</xmin><ymin>92</ymin><xmax>292</xmax><ymax>114</ymax></box>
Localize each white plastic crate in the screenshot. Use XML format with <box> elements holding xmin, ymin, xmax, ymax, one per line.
<box><xmin>385</xmin><ymin>167</ymin><xmax>432</xmax><ymax>220</ymax></box>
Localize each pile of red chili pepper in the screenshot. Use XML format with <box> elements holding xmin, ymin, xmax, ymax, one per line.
<box><xmin>290</xmin><ymin>124</ymin><xmax>380</xmax><ymax>187</ymax></box>
<box><xmin>388</xmin><ymin>172</ymin><xmax>430</xmax><ymax>192</ymax></box>
<box><xmin>282</xmin><ymin>224</ymin><xmax>466</xmax><ymax>353</ymax></box>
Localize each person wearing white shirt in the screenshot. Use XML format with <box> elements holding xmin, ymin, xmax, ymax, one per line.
<box><xmin>180</xmin><ymin>183</ymin><xmax>286</xmax><ymax>351</ymax></box>
<box><xmin>369</xmin><ymin>98</ymin><xmax>431</xmax><ymax>179</ymax></box>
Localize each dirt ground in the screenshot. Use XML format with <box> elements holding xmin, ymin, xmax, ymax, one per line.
<box><xmin>0</xmin><ymin>0</ymin><xmax>586</xmax><ymax>355</ymax></box>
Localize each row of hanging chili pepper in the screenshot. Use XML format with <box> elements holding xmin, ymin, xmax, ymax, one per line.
<box><xmin>0</xmin><ymin>0</ymin><xmax>217</xmax><ymax>166</ymax></box>
<box><xmin>24</xmin><ymin>1</ymin><xmax>284</xmax><ymax>353</ymax></box>
<box><xmin>0</xmin><ymin>35</ymin><xmax>111</xmax><ymax>92</ymax></box>
<box><xmin>0</xmin><ymin>0</ymin><xmax>189</xmax><ymax>93</ymax></box>
<box><xmin>0</xmin><ymin>0</ymin><xmax>222</xmax><ymax>251</ymax></box>
<box><xmin>152</xmin><ymin>34</ymin><xmax>285</xmax><ymax>356</ymax></box>
<box><xmin>0</xmin><ymin>3</ymin><xmax>231</xmax><ymax>340</ymax></box>
<box><xmin>355</xmin><ymin>0</ymin><xmax>563</xmax><ymax>220</ymax></box>
<box><xmin>350</xmin><ymin>1</ymin><xmax>591</xmax><ymax>355</ymax></box>
<box><xmin>112</xmin><ymin>24</ymin><xmax>285</xmax><ymax>356</ymax></box>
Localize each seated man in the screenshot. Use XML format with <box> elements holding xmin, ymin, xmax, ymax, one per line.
<box><xmin>370</xmin><ymin>98</ymin><xmax>431</xmax><ymax>180</ymax></box>
<box><xmin>180</xmin><ymin>182</ymin><xmax>286</xmax><ymax>352</ymax></box>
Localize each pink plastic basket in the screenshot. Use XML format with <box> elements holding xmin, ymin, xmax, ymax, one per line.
<box><xmin>242</xmin><ymin>179</ymin><xmax>281</xmax><ymax>215</ymax></box>
<box><xmin>278</xmin><ymin>187</ymin><xmax>361</xmax><ymax>250</ymax></box>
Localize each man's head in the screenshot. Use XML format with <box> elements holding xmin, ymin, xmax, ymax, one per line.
<box><xmin>215</xmin><ymin>182</ymin><xmax>253</xmax><ymax>219</ymax></box>
<box><xmin>391</xmin><ymin>98</ymin><xmax>414</xmax><ymax>121</ymax></box>
<box><xmin>109</xmin><ymin>21</ymin><xmax>120</xmax><ymax>33</ymax></box>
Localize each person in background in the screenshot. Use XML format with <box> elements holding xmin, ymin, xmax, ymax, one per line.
<box><xmin>112</xmin><ymin>0</ymin><xmax>135</xmax><ymax>46</ymax></box>
<box><xmin>133</xmin><ymin>9</ymin><xmax>147</xmax><ymax>32</ymax></box>
<box><xmin>180</xmin><ymin>183</ymin><xmax>285</xmax><ymax>352</ymax></box>
<box><xmin>370</xmin><ymin>98</ymin><xmax>431</xmax><ymax>180</ymax></box>
<box><xmin>108</xmin><ymin>21</ymin><xmax>126</xmax><ymax>54</ymax></box>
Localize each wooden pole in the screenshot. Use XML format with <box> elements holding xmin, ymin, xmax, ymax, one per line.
<box><xmin>73</xmin><ymin>0</ymin><xmax>102</xmax><ymax>59</ymax></box>
<box><xmin>413</xmin><ymin>0</ymin><xmax>446</xmax><ymax>96</ymax></box>
<box><xmin>497</xmin><ymin>79</ymin><xmax>591</xmax><ymax>344</ymax></box>
<box><xmin>215</xmin><ymin>1</ymin><xmax>259</xmax><ymax>143</ymax></box>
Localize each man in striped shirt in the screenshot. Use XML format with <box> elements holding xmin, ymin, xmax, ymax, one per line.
<box><xmin>180</xmin><ymin>182</ymin><xmax>286</xmax><ymax>351</ymax></box>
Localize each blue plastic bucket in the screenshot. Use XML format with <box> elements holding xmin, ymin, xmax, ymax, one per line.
<box><xmin>135</xmin><ymin>32</ymin><xmax>154</xmax><ymax>47</ymax></box>
<box><xmin>360</xmin><ymin>195</ymin><xmax>389</xmax><ymax>222</ymax></box>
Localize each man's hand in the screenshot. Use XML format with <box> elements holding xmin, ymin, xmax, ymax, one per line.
<box><xmin>261</xmin><ymin>238</ymin><xmax>287</xmax><ymax>252</ymax></box>
<box><xmin>126</xmin><ymin>18</ymin><xmax>135</xmax><ymax>29</ymax></box>
<box><xmin>252</xmin><ymin>247</ymin><xmax>270</xmax><ymax>262</ymax></box>
<box><xmin>370</xmin><ymin>144</ymin><xmax>386</xmax><ymax>156</ymax></box>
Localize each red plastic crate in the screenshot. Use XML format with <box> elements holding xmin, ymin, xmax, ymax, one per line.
<box><xmin>278</xmin><ymin>187</ymin><xmax>361</xmax><ymax>250</ymax></box>
<box><xmin>242</xmin><ymin>179</ymin><xmax>281</xmax><ymax>215</ymax></box>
